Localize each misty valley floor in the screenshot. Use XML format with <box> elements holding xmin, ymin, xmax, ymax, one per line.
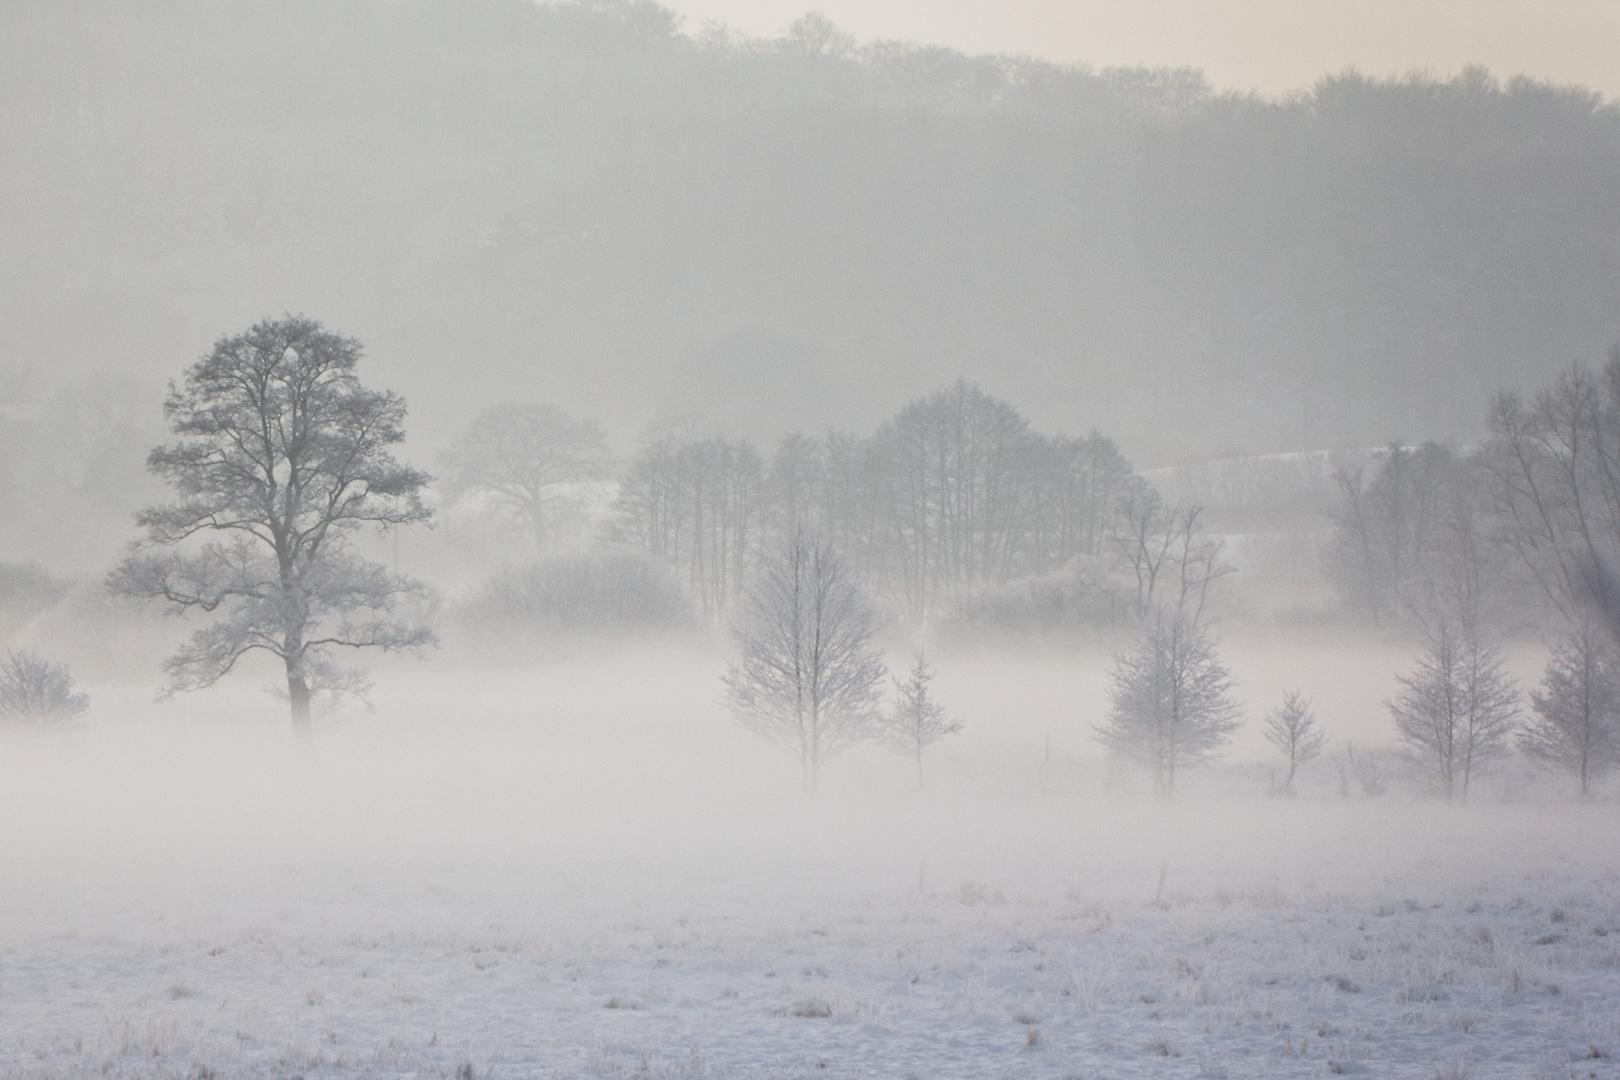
<box><xmin>3</xmin><ymin>804</ymin><xmax>1618</xmax><ymax>1080</ymax></box>
<box><xmin>1</xmin><ymin>658</ymin><xmax>1618</xmax><ymax>1080</ymax></box>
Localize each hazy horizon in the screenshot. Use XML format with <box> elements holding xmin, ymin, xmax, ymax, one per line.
<box><xmin>666</xmin><ymin>0</ymin><xmax>1620</xmax><ymax>101</ymax></box>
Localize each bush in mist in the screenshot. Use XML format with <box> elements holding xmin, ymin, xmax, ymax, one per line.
<box><xmin>1386</xmin><ymin>625</ymin><xmax>1519</xmax><ymax>803</ymax></box>
<box><xmin>944</xmin><ymin>559</ymin><xmax>1132</xmax><ymax>638</ymax></box>
<box><xmin>108</xmin><ymin>316</ymin><xmax>435</xmax><ymax>736</ymax></box>
<box><xmin>1263</xmin><ymin>690</ymin><xmax>1327</xmax><ymax>796</ymax></box>
<box><xmin>878</xmin><ymin>653</ymin><xmax>962</xmax><ymax>789</ymax></box>
<box><xmin>1336</xmin><ymin>742</ymin><xmax>1395</xmax><ymax>798</ymax></box>
<box><xmin>1518</xmin><ymin>622</ymin><xmax>1620</xmax><ymax>797</ymax></box>
<box><xmin>1094</xmin><ymin>608</ymin><xmax>1242</xmax><ymax>798</ymax></box>
<box><xmin>468</xmin><ymin>548</ymin><xmax>696</xmax><ymax>634</ymax></box>
<box><xmin>724</xmin><ymin>533</ymin><xmax>885</xmax><ymax>793</ymax></box>
<box><xmin>0</xmin><ymin>649</ymin><xmax>88</xmax><ymax>726</ymax></box>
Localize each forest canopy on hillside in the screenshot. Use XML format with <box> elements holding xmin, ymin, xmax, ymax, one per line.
<box><xmin>2</xmin><ymin>0</ymin><xmax>1618</xmax><ymax>464</ymax></box>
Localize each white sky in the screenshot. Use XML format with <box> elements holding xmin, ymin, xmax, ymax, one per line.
<box><xmin>666</xmin><ymin>0</ymin><xmax>1620</xmax><ymax>99</ymax></box>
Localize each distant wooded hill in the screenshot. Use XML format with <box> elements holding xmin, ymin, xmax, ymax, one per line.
<box><xmin>2</xmin><ymin>0</ymin><xmax>1617</xmax><ymax>462</ymax></box>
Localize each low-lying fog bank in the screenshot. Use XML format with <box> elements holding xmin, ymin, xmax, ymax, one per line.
<box><xmin>1</xmin><ymin>649</ymin><xmax>1615</xmax><ymax>1078</ymax></box>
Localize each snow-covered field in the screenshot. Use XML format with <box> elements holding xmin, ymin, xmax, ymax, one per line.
<box><xmin>2</xmin><ymin>651</ymin><xmax>1617</xmax><ymax>1080</ymax></box>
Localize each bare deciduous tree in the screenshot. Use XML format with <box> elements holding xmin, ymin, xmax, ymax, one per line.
<box><xmin>612</xmin><ymin>433</ymin><xmax>763</xmax><ymax>621</ymax></box>
<box><xmin>880</xmin><ymin>652</ymin><xmax>962</xmax><ymax>788</ymax></box>
<box><xmin>0</xmin><ymin>650</ymin><xmax>88</xmax><ymax>726</ymax></box>
<box><xmin>1109</xmin><ymin>492</ymin><xmax>1233</xmax><ymax>624</ymax></box>
<box><xmin>1094</xmin><ymin>607</ymin><xmax>1242</xmax><ymax>797</ymax></box>
<box><xmin>870</xmin><ymin>380</ymin><xmax>1043</xmax><ymax>623</ymax></box>
<box><xmin>1484</xmin><ymin>355</ymin><xmax>1620</xmax><ymax>629</ymax></box>
<box><xmin>108</xmin><ymin>316</ymin><xmax>435</xmax><ymax>737</ymax></box>
<box><xmin>1519</xmin><ymin>622</ymin><xmax>1620</xmax><ymax>797</ymax></box>
<box><xmin>1328</xmin><ymin>442</ymin><xmax>1518</xmax><ymax>632</ymax></box>
<box><xmin>1386</xmin><ymin>624</ymin><xmax>1519</xmax><ymax>802</ymax></box>
<box><xmin>723</xmin><ymin>532</ymin><xmax>886</xmax><ymax>792</ymax></box>
<box><xmin>441</xmin><ymin>403</ymin><xmax>614</xmax><ymax>551</ymax></box>
<box><xmin>1262</xmin><ymin>689</ymin><xmax>1327</xmax><ymax>795</ymax></box>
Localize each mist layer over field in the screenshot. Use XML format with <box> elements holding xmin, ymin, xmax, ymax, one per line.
<box><xmin>1</xmin><ymin>644</ymin><xmax>1616</xmax><ymax>1080</ymax></box>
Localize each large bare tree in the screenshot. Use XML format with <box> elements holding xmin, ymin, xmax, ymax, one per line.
<box><xmin>109</xmin><ymin>316</ymin><xmax>434</xmax><ymax>736</ymax></box>
<box><xmin>723</xmin><ymin>532</ymin><xmax>886</xmax><ymax>792</ymax></box>
<box><xmin>1484</xmin><ymin>355</ymin><xmax>1620</xmax><ymax>629</ymax></box>
<box><xmin>440</xmin><ymin>403</ymin><xmax>614</xmax><ymax>551</ymax></box>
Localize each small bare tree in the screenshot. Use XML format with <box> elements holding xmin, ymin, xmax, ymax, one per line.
<box><xmin>441</xmin><ymin>403</ymin><xmax>614</xmax><ymax>550</ymax></box>
<box><xmin>1386</xmin><ymin>624</ymin><xmax>1519</xmax><ymax>802</ymax></box>
<box><xmin>1519</xmin><ymin>622</ymin><xmax>1620</xmax><ymax>797</ymax></box>
<box><xmin>724</xmin><ymin>532</ymin><xmax>886</xmax><ymax>793</ymax></box>
<box><xmin>880</xmin><ymin>653</ymin><xmax>962</xmax><ymax>788</ymax></box>
<box><xmin>0</xmin><ymin>649</ymin><xmax>88</xmax><ymax>726</ymax></box>
<box><xmin>1262</xmin><ymin>690</ymin><xmax>1327</xmax><ymax>795</ymax></box>
<box><xmin>1094</xmin><ymin>607</ymin><xmax>1242</xmax><ymax>797</ymax></box>
<box><xmin>109</xmin><ymin>316</ymin><xmax>435</xmax><ymax>737</ymax></box>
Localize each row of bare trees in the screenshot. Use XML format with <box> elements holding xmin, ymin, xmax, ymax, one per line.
<box><xmin>1097</xmin><ymin>608</ymin><xmax>1616</xmax><ymax>802</ymax></box>
<box><xmin>611</xmin><ymin>381</ymin><xmax>1224</xmax><ymax>627</ymax></box>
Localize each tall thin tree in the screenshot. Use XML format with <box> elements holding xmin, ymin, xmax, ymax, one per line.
<box><xmin>880</xmin><ymin>652</ymin><xmax>962</xmax><ymax>788</ymax></box>
<box><xmin>1262</xmin><ymin>689</ymin><xmax>1327</xmax><ymax>796</ymax></box>
<box><xmin>724</xmin><ymin>532</ymin><xmax>886</xmax><ymax>792</ymax></box>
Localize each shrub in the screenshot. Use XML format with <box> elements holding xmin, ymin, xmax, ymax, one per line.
<box><xmin>468</xmin><ymin>548</ymin><xmax>696</xmax><ymax>633</ymax></box>
<box><xmin>0</xmin><ymin>649</ymin><xmax>88</xmax><ymax>726</ymax></box>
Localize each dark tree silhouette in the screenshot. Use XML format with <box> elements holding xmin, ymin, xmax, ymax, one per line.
<box><xmin>110</xmin><ymin>316</ymin><xmax>434</xmax><ymax>736</ymax></box>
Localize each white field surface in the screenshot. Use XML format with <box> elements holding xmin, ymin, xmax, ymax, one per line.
<box><xmin>1</xmin><ymin>646</ymin><xmax>1617</xmax><ymax>1080</ymax></box>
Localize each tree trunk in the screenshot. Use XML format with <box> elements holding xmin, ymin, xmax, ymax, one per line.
<box><xmin>286</xmin><ymin>657</ymin><xmax>314</xmax><ymax>752</ymax></box>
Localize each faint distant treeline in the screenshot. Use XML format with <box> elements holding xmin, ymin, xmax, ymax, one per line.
<box><xmin>1323</xmin><ymin>349</ymin><xmax>1620</xmax><ymax>639</ymax></box>
<box><xmin>609</xmin><ymin>381</ymin><xmax>1226</xmax><ymax>628</ymax></box>
<box><xmin>5</xmin><ymin>1</ymin><xmax>1619</xmax><ymax>458</ymax></box>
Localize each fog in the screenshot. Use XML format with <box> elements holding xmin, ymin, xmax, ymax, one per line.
<box><xmin>4</xmin><ymin>2</ymin><xmax>1620</xmax><ymax>1078</ymax></box>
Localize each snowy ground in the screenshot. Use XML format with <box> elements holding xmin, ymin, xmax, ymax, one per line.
<box><xmin>1</xmin><ymin>651</ymin><xmax>1617</xmax><ymax>1080</ymax></box>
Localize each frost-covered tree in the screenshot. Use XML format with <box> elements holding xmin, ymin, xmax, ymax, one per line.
<box><xmin>1094</xmin><ymin>608</ymin><xmax>1242</xmax><ymax>797</ymax></box>
<box><xmin>1262</xmin><ymin>690</ymin><xmax>1327</xmax><ymax>796</ymax></box>
<box><xmin>109</xmin><ymin>316</ymin><xmax>435</xmax><ymax>737</ymax></box>
<box><xmin>724</xmin><ymin>532</ymin><xmax>886</xmax><ymax>792</ymax></box>
<box><xmin>1519</xmin><ymin>622</ymin><xmax>1620</xmax><ymax>796</ymax></box>
<box><xmin>440</xmin><ymin>403</ymin><xmax>613</xmax><ymax>551</ymax></box>
<box><xmin>1386</xmin><ymin>625</ymin><xmax>1519</xmax><ymax>802</ymax></box>
<box><xmin>0</xmin><ymin>650</ymin><xmax>88</xmax><ymax>726</ymax></box>
<box><xmin>880</xmin><ymin>653</ymin><xmax>962</xmax><ymax>788</ymax></box>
